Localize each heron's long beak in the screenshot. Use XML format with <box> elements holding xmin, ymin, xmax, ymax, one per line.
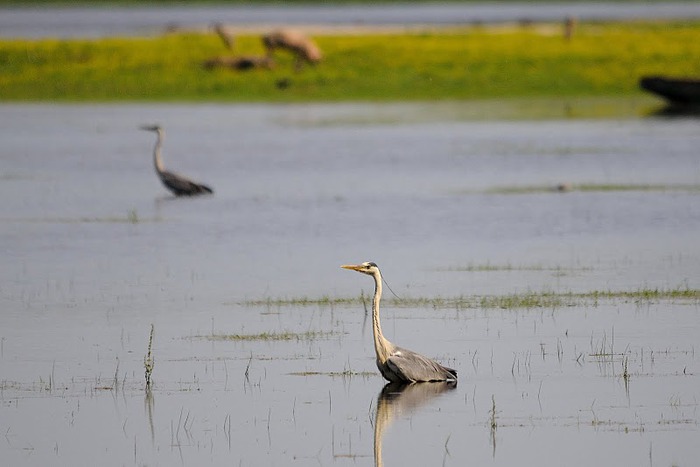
<box><xmin>341</xmin><ymin>264</ymin><xmax>363</xmax><ymax>272</ymax></box>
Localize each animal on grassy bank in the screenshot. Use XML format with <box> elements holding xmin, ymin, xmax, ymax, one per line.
<box><xmin>563</xmin><ymin>16</ymin><xmax>577</xmax><ymax>41</ymax></box>
<box><xmin>205</xmin><ymin>23</ymin><xmax>274</xmax><ymax>71</ymax></box>
<box><xmin>262</xmin><ymin>29</ymin><xmax>322</xmax><ymax>71</ymax></box>
<box><xmin>212</xmin><ymin>22</ymin><xmax>236</xmax><ymax>51</ymax></box>
<box><xmin>203</xmin><ymin>55</ymin><xmax>274</xmax><ymax>71</ymax></box>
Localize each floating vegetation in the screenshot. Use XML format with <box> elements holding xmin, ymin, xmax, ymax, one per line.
<box><xmin>127</xmin><ymin>208</ymin><xmax>139</xmax><ymax>224</ymax></box>
<box><xmin>238</xmin><ymin>295</ymin><xmax>356</xmax><ymax>307</ymax></box>
<box><xmin>442</xmin><ymin>262</ymin><xmax>591</xmax><ymax>273</ymax></box>
<box><xmin>242</xmin><ymin>287</ymin><xmax>700</xmax><ymax>310</ymax></box>
<box><xmin>288</xmin><ymin>370</ymin><xmax>376</xmax><ymax>378</ymax></box>
<box><xmin>480</xmin><ymin>183</ymin><xmax>700</xmax><ymax>195</ymax></box>
<box><xmin>2</xmin><ymin>215</ymin><xmax>160</xmax><ymax>224</ymax></box>
<box><xmin>201</xmin><ymin>330</ymin><xmax>337</xmax><ymax>341</ymax></box>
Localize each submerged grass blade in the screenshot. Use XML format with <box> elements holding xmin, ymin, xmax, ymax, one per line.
<box><xmin>481</xmin><ymin>183</ymin><xmax>700</xmax><ymax>195</ymax></box>
<box><xmin>201</xmin><ymin>330</ymin><xmax>337</xmax><ymax>341</ymax></box>
<box><xmin>288</xmin><ymin>370</ymin><xmax>376</xmax><ymax>378</ymax></box>
<box><xmin>242</xmin><ymin>287</ymin><xmax>700</xmax><ymax>310</ymax></box>
<box><xmin>235</xmin><ymin>296</ymin><xmax>356</xmax><ymax>307</ymax></box>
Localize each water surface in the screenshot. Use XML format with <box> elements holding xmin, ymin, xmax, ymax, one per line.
<box><xmin>1</xmin><ymin>101</ymin><xmax>699</xmax><ymax>466</ymax></box>
<box><xmin>3</xmin><ymin>2</ymin><xmax>700</xmax><ymax>38</ymax></box>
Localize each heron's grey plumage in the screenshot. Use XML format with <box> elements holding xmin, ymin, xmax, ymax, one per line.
<box><xmin>341</xmin><ymin>262</ymin><xmax>457</xmax><ymax>383</ymax></box>
<box><xmin>140</xmin><ymin>125</ymin><xmax>214</xmax><ymax>196</ymax></box>
<box><xmin>385</xmin><ymin>346</ymin><xmax>457</xmax><ymax>383</ymax></box>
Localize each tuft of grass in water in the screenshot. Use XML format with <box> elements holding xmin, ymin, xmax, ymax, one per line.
<box><xmin>443</xmin><ymin>262</ymin><xmax>592</xmax><ymax>273</ymax></box>
<box><xmin>576</xmin><ymin>184</ymin><xmax>700</xmax><ymax>193</ymax></box>
<box><xmin>202</xmin><ymin>330</ymin><xmax>336</xmax><ymax>341</ymax></box>
<box><xmin>444</xmin><ymin>262</ymin><xmax>534</xmax><ymax>272</ymax></box>
<box><xmin>239</xmin><ymin>296</ymin><xmax>356</xmax><ymax>307</ymax></box>
<box><xmin>482</xmin><ymin>183</ymin><xmax>700</xmax><ymax>195</ymax></box>
<box><xmin>445</xmin><ymin>263</ymin><xmax>592</xmax><ymax>280</ymax></box>
<box><xmin>4</xmin><ymin>214</ymin><xmax>159</xmax><ymax>224</ymax></box>
<box><xmin>128</xmin><ymin>208</ymin><xmax>139</xmax><ymax>224</ymax></box>
<box><xmin>289</xmin><ymin>370</ymin><xmax>376</xmax><ymax>378</ymax></box>
<box><xmin>243</xmin><ymin>286</ymin><xmax>700</xmax><ymax>310</ymax></box>
<box><xmin>144</xmin><ymin>324</ymin><xmax>154</xmax><ymax>390</ymax></box>
<box><xmin>585</xmin><ymin>287</ymin><xmax>700</xmax><ymax>302</ymax></box>
<box><xmin>490</xmin><ymin>395</ymin><xmax>498</xmax><ymax>431</ymax></box>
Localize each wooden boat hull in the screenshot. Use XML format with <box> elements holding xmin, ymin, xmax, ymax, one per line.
<box><xmin>640</xmin><ymin>76</ymin><xmax>700</xmax><ymax>105</ymax></box>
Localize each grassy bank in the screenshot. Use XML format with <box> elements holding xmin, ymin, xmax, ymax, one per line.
<box><xmin>1</xmin><ymin>20</ymin><xmax>699</xmax><ymax>102</ymax></box>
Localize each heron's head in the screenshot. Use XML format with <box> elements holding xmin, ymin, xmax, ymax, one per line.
<box><xmin>140</xmin><ymin>124</ymin><xmax>162</xmax><ymax>133</ymax></box>
<box><xmin>341</xmin><ymin>261</ymin><xmax>380</xmax><ymax>276</ymax></box>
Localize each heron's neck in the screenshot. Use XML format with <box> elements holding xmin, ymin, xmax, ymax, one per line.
<box><xmin>153</xmin><ymin>131</ymin><xmax>165</xmax><ymax>173</ymax></box>
<box><xmin>372</xmin><ymin>271</ymin><xmax>393</xmax><ymax>364</ymax></box>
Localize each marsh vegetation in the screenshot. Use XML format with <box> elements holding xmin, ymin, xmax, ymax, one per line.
<box><xmin>242</xmin><ymin>286</ymin><xmax>700</xmax><ymax>310</ymax></box>
<box><xmin>2</xmin><ymin>20</ymin><xmax>700</xmax><ymax>101</ymax></box>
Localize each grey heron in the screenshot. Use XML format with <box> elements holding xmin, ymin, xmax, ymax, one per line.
<box><xmin>341</xmin><ymin>262</ymin><xmax>457</xmax><ymax>383</ymax></box>
<box><xmin>140</xmin><ymin>125</ymin><xmax>214</xmax><ymax>197</ymax></box>
<box><xmin>212</xmin><ymin>22</ymin><xmax>236</xmax><ymax>51</ymax></box>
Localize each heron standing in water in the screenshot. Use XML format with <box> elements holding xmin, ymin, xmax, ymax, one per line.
<box><xmin>140</xmin><ymin>125</ymin><xmax>214</xmax><ymax>196</ymax></box>
<box><xmin>341</xmin><ymin>262</ymin><xmax>457</xmax><ymax>383</ymax></box>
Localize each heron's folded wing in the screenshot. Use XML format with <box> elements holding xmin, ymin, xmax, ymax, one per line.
<box><xmin>386</xmin><ymin>347</ymin><xmax>456</xmax><ymax>383</ymax></box>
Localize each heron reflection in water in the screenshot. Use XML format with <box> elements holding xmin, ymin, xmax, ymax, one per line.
<box><xmin>341</xmin><ymin>262</ymin><xmax>457</xmax><ymax>383</ymax></box>
<box><xmin>140</xmin><ymin>125</ymin><xmax>214</xmax><ymax>197</ymax></box>
<box><xmin>374</xmin><ymin>382</ymin><xmax>456</xmax><ymax>467</ymax></box>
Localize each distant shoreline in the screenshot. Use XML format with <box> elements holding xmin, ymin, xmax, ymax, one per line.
<box><xmin>3</xmin><ymin>2</ymin><xmax>700</xmax><ymax>38</ymax></box>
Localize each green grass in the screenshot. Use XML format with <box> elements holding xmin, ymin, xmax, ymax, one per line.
<box><xmin>2</xmin><ymin>20</ymin><xmax>700</xmax><ymax>101</ymax></box>
<box><xmin>243</xmin><ymin>287</ymin><xmax>700</xmax><ymax>310</ymax></box>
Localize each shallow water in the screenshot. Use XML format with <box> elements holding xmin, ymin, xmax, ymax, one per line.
<box><xmin>1</xmin><ymin>101</ymin><xmax>699</xmax><ymax>466</ymax></box>
<box><xmin>3</xmin><ymin>2</ymin><xmax>700</xmax><ymax>38</ymax></box>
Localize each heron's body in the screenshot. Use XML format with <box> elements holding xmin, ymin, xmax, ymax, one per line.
<box><xmin>141</xmin><ymin>125</ymin><xmax>214</xmax><ymax>197</ymax></box>
<box><xmin>342</xmin><ymin>262</ymin><xmax>457</xmax><ymax>383</ymax></box>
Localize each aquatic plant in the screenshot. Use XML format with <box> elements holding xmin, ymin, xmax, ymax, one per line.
<box><xmin>243</xmin><ymin>286</ymin><xmax>700</xmax><ymax>310</ymax></box>
<box><xmin>204</xmin><ymin>330</ymin><xmax>336</xmax><ymax>341</ymax></box>
<box><xmin>288</xmin><ymin>370</ymin><xmax>376</xmax><ymax>378</ymax></box>
<box><xmin>144</xmin><ymin>324</ymin><xmax>155</xmax><ymax>389</ymax></box>
<box><xmin>128</xmin><ymin>208</ymin><xmax>139</xmax><ymax>224</ymax></box>
<box><xmin>482</xmin><ymin>183</ymin><xmax>700</xmax><ymax>195</ymax></box>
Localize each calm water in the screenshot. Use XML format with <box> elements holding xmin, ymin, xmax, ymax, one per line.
<box><xmin>3</xmin><ymin>2</ymin><xmax>700</xmax><ymax>38</ymax></box>
<box><xmin>1</xmin><ymin>101</ymin><xmax>699</xmax><ymax>466</ymax></box>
